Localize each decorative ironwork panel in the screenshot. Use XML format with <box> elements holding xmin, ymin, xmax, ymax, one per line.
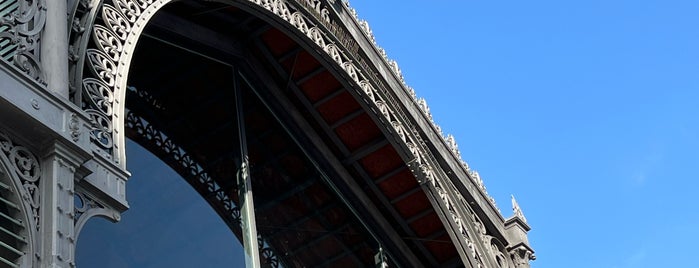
<box><xmin>0</xmin><ymin>0</ymin><xmax>45</xmax><ymax>82</ymax></box>
<box><xmin>0</xmin><ymin>130</ymin><xmax>40</xmax><ymax>267</ymax></box>
<box><xmin>124</xmin><ymin>107</ymin><xmax>280</xmax><ymax>267</ymax></box>
<box><xmin>65</xmin><ymin>1</ymin><xmax>530</xmax><ymax>266</ymax></box>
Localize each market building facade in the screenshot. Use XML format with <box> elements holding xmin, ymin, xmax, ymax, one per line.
<box><xmin>0</xmin><ymin>0</ymin><xmax>534</xmax><ymax>267</ymax></box>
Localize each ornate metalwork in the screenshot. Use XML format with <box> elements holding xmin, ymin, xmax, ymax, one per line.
<box><xmin>73</xmin><ymin>187</ymin><xmax>123</xmax><ymax>246</ymax></box>
<box><xmin>68</xmin><ymin>0</ymin><xmax>100</xmax><ymax>101</ymax></box>
<box><xmin>0</xmin><ymin>0</ymin><xmax>46</xmax><ymax>83</ymax></box>
<box><xmin>69</xmin><ymin>113</ymin><xmax>81</xmax><ymax>142</ymax></box>
<box><xmin>0</xmin><ymin>137</ymin><xmax>33</xmax><ymax>268</ymax></box>
<box><xmin>74</xmin><ymin>191</ymin><xmax>99</xmax><ymax>223</ymax></box>
<box><xmin>484</xmin><ymin>237</ymin><xmax>512</xmax><ymax>268</ymax></box>
<box><xmin>125</xmin><ymin>110</ymin><xmax>242</xmax><ymax>226</ymax></box>
<box><xmin>428</xmin><ymin>162</ymin><xmax>487</xmax><ymax>268</ymax></box>
<box><xmin>511</xmin><ymin>195</ymin><xmax>527</xmax><ymax>223</ymax></box>
<box><xmin>510</xmin><ymin>245</ymin><xmax>535</xmax><ymax>268</ymax></box>
<box><xmin>69</xmin><ymin>0</ymin><xmax>499</xmax><ymax>208</ymax></box>
<box><xmin>257</xmin><ymin>236</ymin><xmax>279</xmax><ymax>267</ymax></box>
<box><xmin>125</xmin><ymin>103</ymin><xmax>281</xmax><ymax>267</ymax></box>
<box><xmin>0</xmin><ymin>130</ymin><xmax>41</xmax><ymax>231</ymax></box>
<box><xmin>343</xmin><ymin>0</ymin><xmax>500</xmax><ymax>211</ymax></box>
<box><xmin>66</xmin><ymin>0</ymin><xmax>517</xmax><ymax>265</ymax></box>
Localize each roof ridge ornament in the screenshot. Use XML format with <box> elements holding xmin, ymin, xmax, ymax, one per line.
<box><xmin>511</xmin><ymin>195</ymin><xmax>527</xmax><ymax>223</ymax></box>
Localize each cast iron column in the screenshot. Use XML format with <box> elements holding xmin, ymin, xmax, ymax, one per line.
<box><xmin>41</xmin><ymin>0</ymin><xmax>70</xmax><ymax>98</ymax></box>
<box><xmin>235</xmin><ymin>70</ymin><xmax>261</xmax><ymax>267</ymax></box>
<box><xmin>39</xmin><ymin>141</ymin><xmax>89</xmax><ymax>267</ymax></box>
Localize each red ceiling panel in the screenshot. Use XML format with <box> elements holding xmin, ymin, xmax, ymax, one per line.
<box><xmin>393</xmin><ymin>191</ymin><xmax>430</xmax><ymax>219</ymax></box>
<box><xmin>376</xmin><ymin>168</ymin><xmax>418</xmax><ymax>200</ymax></box>
<box><xmin>359</xmin><ymin>144</ymin><xmax>404</xmax><ymax>178</ymax></box>
<box><xmin>334</xmin><ymin>113</ymin><xmax>382</xmax><ymax>152</ymax></box>
<box><xmin>316</xmin><ymin>91</ymin><xmax>361</xmax><ymax>125</ymax></box>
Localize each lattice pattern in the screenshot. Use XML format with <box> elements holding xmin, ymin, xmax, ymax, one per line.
<box><xmin>0</xmin><ymin>0</ymin><xmax>45</xmax><ymax>82</ymax></box>
<box><xmin>66</xmin><ymin>1</ymin><xmax>512</xmax><ymax>266</ymax></box>
<box><xmin>125</xmin><ymin>105</ymin><xmax>280</xmax><ymax>267</ymax></box>
<box><xmin>0</xmin><ymin>130</ymin><xmax>39</xmax><ymax>268</ymax></box>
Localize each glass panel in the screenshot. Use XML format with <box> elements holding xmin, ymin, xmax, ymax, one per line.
<box><xmin>75</xmin><ymin>140</ymin><xmax>246</xmax><ymax>267</ymax></box>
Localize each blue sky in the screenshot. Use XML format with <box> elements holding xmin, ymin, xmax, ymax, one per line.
<box><xmin>78</xmin><ymin>1</ymin><xmax>699</xmax><ymax>267</ymax></box>
<box><xmin>348</xmin><ymin>1</ymin><xmax>699</xmax><ymax>267</ymax></box>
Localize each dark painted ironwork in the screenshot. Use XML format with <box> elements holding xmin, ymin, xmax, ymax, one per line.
<box><xmin>125</xmin><ymin>88</ymin><xmax>281</xmax><ymax>267</ymax></box>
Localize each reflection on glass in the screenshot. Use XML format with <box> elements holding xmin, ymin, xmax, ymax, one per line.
<box><xmin>75</xmin><ymin>141</ymin><xmax>245</xmax><ymax>267</ymax></box>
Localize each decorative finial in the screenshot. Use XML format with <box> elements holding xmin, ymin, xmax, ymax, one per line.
<box><xmin>446</xmin><ymin>134</ymin><xmax>460</xmax><ymax>157</ymax></box>
<box><xmin>511</xmin><ymin>195</ymin><xmax>527</xmax><ymax>223</ymax></box>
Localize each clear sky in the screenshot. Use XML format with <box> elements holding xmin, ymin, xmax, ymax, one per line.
<box><xmin>348</xmin><ymin>1</ymin><xmax>699</xmax><ymax>267</ymax></box>
<box><xmin>77</xmin><ymin>1</ymin><xmax>699</xmax><ymax>267</ymax></box>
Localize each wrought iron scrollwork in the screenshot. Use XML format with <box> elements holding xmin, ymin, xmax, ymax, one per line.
<box><xmin>258</xmin><ymin>235</ymin><xmax>279</xmax><ymax>267</ymax></box>
<box><xmin>66</xmin><ymin>1</ymin><xmax>512</xmax><ymax>265</ymax></box>
<box><xmin>342</xmin><ymin>0</ymin><xmax>502</xmax><ymax>210</ymax></box>
<box><xmin>71</xmin><ymin>0</ymin><xmax>500</xmax><ymax>210</ymax></box>
<box><xmin>74</xmin><ymin>191</ymin><xmax>107</xmax><ymax>223</ymax></box>
<box><xmin>0</xmin><ymin>0</ymin><xmax>46</xmax><ymax>83</ymax></box>
<box><xmin>85</xmin><ymin>108</ymin><xmax>114</xmax><ymax>150</ymax></box>
<box><xmin>125</xmin><ymin>105</ymin><xmax>280</xmax><ymax>267</ymax></box>
<box><xmin>0</xmin><ymin>130</ymin><xmax>41</xmax><ymax>230</ymax></box>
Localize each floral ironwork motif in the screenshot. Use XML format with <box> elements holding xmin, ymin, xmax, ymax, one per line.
<box><xmin>74</xmin><ymin>191</ymin><xmax>103</xmax><ymax>223</ymax></box>
<box><xmin>0</xmin><ymin>130</ymin><xmax>40</xmax><ymax>230</ymax></box>
<box><xmin>69</xmin><ymin>113</ymin><xmax>81</xmax><ymax>142</ymax></box>
<box><xmin>70</xmin><ymin>0</ymin><xmax>498</xmax><ymax>209</ymax></box>
<box><xmin>343</xmin><ymin>0</ymin><xmax>500</xmax><ymax>211</ymax></box>
<box><xmin>66</xmin><ymin>0</ymin><xmax>514</xmax><ymax>265</ymax></box>
<box><xmin>0</xmin><ymin>0</ymin><xmax>46</xmax><ymax>83</ymax></box>
<box><xmin>125</xmin><ymin>105</ymin><xmax>280</xmax><ymax>267</ymax></box>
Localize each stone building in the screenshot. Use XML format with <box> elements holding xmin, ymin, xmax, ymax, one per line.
<box><xmin>0</xmin><ymin>0</ymin><xmax>534</xmax><ymax>267</ymax></box>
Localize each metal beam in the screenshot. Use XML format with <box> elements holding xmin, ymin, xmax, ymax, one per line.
<box><xmin>406</xmin><ymin>208</ymin><xmax>435</xmax><ymax>224</ymax></box>
<box><xmin>295</xmin><ymin>66</ymin><xmax>326</xmax><ymax>85</ymax></box>
<box><xmin>262</xmin><ymin>202</ymin><xmax>336</xmax><ymax>239</ymax></box>
<box><xmin>351</xmin><ymin>163</ymin><xmax>441</xmax><ymax>267</ymax></box>
<box><xmin>311</xmin><ymin>86</ymin><xmax>344</xmax><ymax>108</ymax></box>
<box><xmin>254</xmin><ymin>178</ymin><xmax>315</xmax><ymax>211</ymax></box>
<box><xmin>248</xmin><ymin>39</ymin><xmax>428</xmax><ymax>267</ymax></box>
<box><xmin>314</xmin><ymin>242</ymin><xmax>367</xmax><ymax>268</ymax></box>
<box><xmin>342</xmin><ymin>139</ymin><xmax>389</xmax><ymax>165</ymax></box>
<box><xmin>287</xmin><ymin>223</ymin><xmax>352</xmax><ymax>256</ymax></box>
<box><xmin>389</xmin><ymin>186</ymin><xmax>422</xmax><ymax>204</ymax></box>
<box><xmin>236</xmin><ymin>73</ymin><xmax>365</xmax><ymax>265</ymax></box>
<box><xmin>328</xmin><ymin>109</ymin><xmax>364</xmax><ymax>129</ymax></box>
<box><xmin>234</xmin><ymin>67</ymin><xmax>261</xmax><ymax>268</ymax></box>
<box><xmin>277</xmin><ymin>47</ymin><xmax>303</xmax><ymax>63</ymax></box>
<box><xmin>254</xmin><ymin>29</ymin><xmax>441</xmax><ymax>266</ymax></box>
<box><xmin>374</xmin><ymin>166</ymin><xmax>408</xmax><ymax>184</ymax></box>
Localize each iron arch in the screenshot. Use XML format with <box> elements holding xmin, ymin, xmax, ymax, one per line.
<box><xmin>70</xmin><ymin>0</ymin><xmax>432</xmax><ymax>189</ymax></box>
<box><xmin>69</xmin><ymin>0</ymin><xmax>395</xmax><ymax>169</ymax></box>
<box><xmin>67</xmin><ymin>0</ymin><xmax>503</xmax><ymax>266</ymax></box>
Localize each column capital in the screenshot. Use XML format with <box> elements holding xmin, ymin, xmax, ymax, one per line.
<box><xmin>509</xmin><ymin>244</ymin><xmax>536</xmax><ymax>268</ymax></box>
<box><xmin>40</xmin><ymin>139</ymin><xmax>91</xmax><ymax>168</ymax></box>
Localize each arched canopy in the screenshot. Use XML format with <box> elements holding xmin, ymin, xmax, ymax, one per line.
<box><xmin>120</xmin><ymin>1</ymin><xmax>461</xmax><ymax>266</ymax></box>
<box><xmin>68</xmin><ymin>0</ymin><xmax>508</xmax><ymax>267</ymax></box>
